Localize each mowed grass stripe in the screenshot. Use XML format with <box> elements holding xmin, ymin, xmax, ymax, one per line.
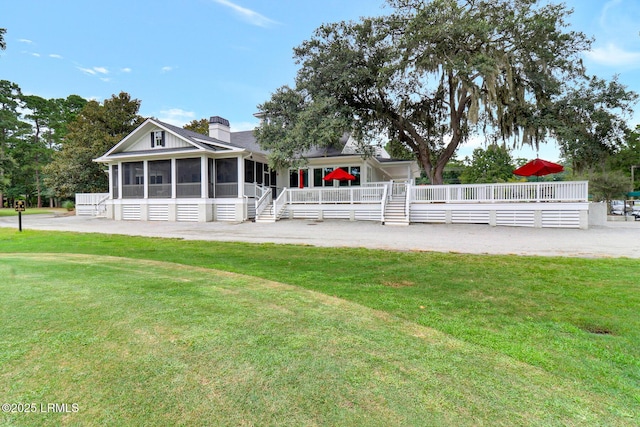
<box><xmin>0</xmin><ymin>254</ymin><xmax>623</xmax><ymax>426</ymax></box>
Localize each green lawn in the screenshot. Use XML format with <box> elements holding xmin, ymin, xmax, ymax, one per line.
<box><xmin>0</xmin><ymin>208</ymin><xmax>65</xmax><ymax>217</ymax></box>
<box><xmin>0</xmin><ymin>229</ymin><xmax>638</xmax><ymax>426</ymax></box>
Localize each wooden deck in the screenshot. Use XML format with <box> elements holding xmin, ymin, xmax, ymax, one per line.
<box><xmin>77</xmin><ymin>181</ymin><xmax>593</xmax><ymax>228</ymax></box>
<box><xmin>259</xmin><ymin>181</ymin><xmax>591</xmax><ymax>229</ymax></box>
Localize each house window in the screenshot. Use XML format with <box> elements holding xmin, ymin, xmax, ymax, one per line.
<box><xmin>122</xmin><ymin>161</ymin><xmax>143</xmax><ymax>198</ymax></box>
<box><xmin>289</xmin><ymin>169</ymin><xmax>308</xmax><ymax>188</ymax></box>
<box><xmin>215</xmin><ymin>158</ymin><xmax>238</xmax><ymax>198</ymax></box>
<box><xmin>263</xmin><ymin>164</ymin><xmax>270</xmax><ymax>187</ymax></box>
<box><xmin>313</xmin><ymin>167</ymin><xmax>334</xmax><ymax>187</ymax></box>
<box><xmin>176</xmin><ymin>158</ymin><xmax>201</xmax><ymax>198</ymax></box>
<box><xmin>148</xmin><ymin>160</ymin><xmax>172</xmax><ymax>198</ymax></box>
<box><xmin>151</xmin><ymin>130</ymin><xmax>165</xmax><ymax>148</ymax></box>
<box><xmin>339</xmin><ymin>166</ymin><xmax>360</xmax><ymax>187</ymax></box>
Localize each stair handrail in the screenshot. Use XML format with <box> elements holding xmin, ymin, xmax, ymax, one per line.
<box><xmin>273</xmin><ymin>188</ymin><xmax>288</xmax><ymax>220</ymax></box>
<box><xmin>94</xmin><ymin>194</ymin><xmax>110</xmax><ymax>216</ymax></box>
<box><xmin>380</xmin><ymin>184</ymin><xmax>388</xmax><ymax>224</ymax></box>
<box><xmin>255</xmin><ymin>189</ymin><xmax>272</xmax><ymax>218</ymax></box>
<box><xmin>404</xmin><ymin>181</ymin><xmax>411</xmax><ymax>220</ymax></box>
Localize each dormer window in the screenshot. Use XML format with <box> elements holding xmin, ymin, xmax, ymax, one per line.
<box><xmin>151</xmin><ymin>130</ymin><xmax>165</xmax><ymax>148</ymax></box>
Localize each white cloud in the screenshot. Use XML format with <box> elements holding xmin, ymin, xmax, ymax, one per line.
<box><xmin>600</xmin><ymin>0</ymin><xmax>623</xmax><ymax>29</ymax></box>
<box><xmin>212</xmin><ymin>0</ymin><xmax>278</xmax><ymax>28</ymax></box>
<box><xmin>30</xmin><ymin>52</ymin><xmax>41</xmax><ymax>57</ymax></box>
<box><xmin>77</xmin><ymin>66</ymin><xmax>110</xmax><ymax>76</ymax></box>
<box><xmin>158</xmin><ymin>108</ymin><xmax>196</xmax><ymax>126</ymax></box>
<box><xmin>49</xmin><ymin>54</ymin><xmax>63</xmax><ymax>59</ymax></box>
<box><xmin>584</xmin><ymin>43</ymin><xmax>640</xmax><ymax>67</ymax></box>
<box><xmin>121</xmin><ymin>67</ymin><xmax>132</xmax><ymax>73</ymax></box>
<box><xmin>161</xmin><ymin>66</ymin><xmax>174</xmax><ymax>73</ymax></box>
<box><xmin>18</xmin><ymin>38</ymin><xmax>33</xmax><ymax>44</ymax></box>
<box><xmin>78</xmin><ymin>67</ymin><xmax>97</xmax><ymax>75</ymax></box>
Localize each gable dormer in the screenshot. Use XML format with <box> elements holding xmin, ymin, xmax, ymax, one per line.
<box><xmin>150</xmin><ymin>130</ymin><xmax>165</xmax><ymax>148</ymax></box>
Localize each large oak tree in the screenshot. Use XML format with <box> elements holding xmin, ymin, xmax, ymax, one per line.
<box><xmin>256</xmin><ymin>0</ymin><xmax>634</xmax><ymax>184</ymax></box>
<box><xmin>45</xmin><ymin>92</ymin><xmax>143</xmax><ymax>196</ymax></box>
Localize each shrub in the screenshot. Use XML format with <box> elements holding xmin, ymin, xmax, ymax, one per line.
<box><xmin>62</xmin><ymin>200</ymin><xmax>75</xmax><ymax>211</ymax></box>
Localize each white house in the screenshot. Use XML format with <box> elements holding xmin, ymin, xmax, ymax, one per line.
<box><xmin>93</xmin><ymin>116</ymin><xmax>420</xmax><ymax>223</ymax></box>
<box><xmin>88</xmin><ymin>115</ymin><xmax>595</xmax><ymax>228</ymax></box>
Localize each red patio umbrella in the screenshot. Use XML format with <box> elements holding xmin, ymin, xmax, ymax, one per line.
<box><xmin>513</xmin><ymin>158</ymin><xmax>564</xmax><ymax>177</ymax></box>
<box><xmin>323</xmin><ymin>168</ymin><xmax>356</xmax><ymax>181</ymax></box>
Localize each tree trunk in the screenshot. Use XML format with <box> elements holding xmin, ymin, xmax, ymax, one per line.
<box><xmin>36</xmin><ymin>156</ymin><xmax>42</xmax><ymax>208</ymax></box>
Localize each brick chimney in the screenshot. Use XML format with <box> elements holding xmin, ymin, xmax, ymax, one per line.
<box><xmin>208</xmin><ymin>116</ymin><xmax>230</xmax><ymax>143</ymax></box>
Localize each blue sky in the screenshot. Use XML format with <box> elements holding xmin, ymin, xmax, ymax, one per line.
<box><xmin>3</xmin><ymin>0</ymin><xmax>640</xmax><ymax>161</ymax></box>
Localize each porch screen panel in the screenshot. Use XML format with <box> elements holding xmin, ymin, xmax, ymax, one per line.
<box><xmin>148</xmin><ymin>160</ymin><xmax>172</xmax><ymax>198</ymax></box>
<box><xmin>244</xmin><ymin>159</ymin><xmax>255</xmax><ymax>183</ymax></box>
<box><xmin>177</xmin><ymin>158</ymin><xmax>201</xmax><ymax>198</ymax></box>
<box><xmin>122</xmin><ymin>162</ymin><xmax>143</xmax><ymax>198</ymax></box>
<box><xmin>215</xmin><ymin>158</ymin><xmax>238</xmax><ymax>198</ymax></box>
<box><xmin>208</xmin><ymin>158</ymin><xmax>215</xmax><ymax>198</ymax></box>
<box><xmin>112</xmin><ymin>164</ymin><xmax>119</xmax><ymax>199</ymax></box>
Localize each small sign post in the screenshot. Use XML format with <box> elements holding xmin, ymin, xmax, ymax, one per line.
<box><xmin>14</xmin><ymin>200</ymin><xmax>26</xmax><ymax>232</ymax></box>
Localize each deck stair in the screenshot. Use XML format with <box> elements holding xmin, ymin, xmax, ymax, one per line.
<box><xmin>255</xmin><ymin>204</ymin><xmax>275</xmax><ymax>223</ymax></box>
<box><xmin>383</xmin><ymin>195</ymin><xmax>409</xmax><ymax>226</ymax></box>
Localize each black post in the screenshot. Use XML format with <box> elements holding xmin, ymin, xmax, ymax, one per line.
<box><xmin>18</xmin><ymin>211</ymin><xmax>22</xmax><ymax>232</ymax></box>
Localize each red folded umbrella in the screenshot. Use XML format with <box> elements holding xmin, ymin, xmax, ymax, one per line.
<box><xmin>513</xmin><ymin>158</ymin><xmax>564</xmax><ymax>177</ymax></box>
<box><xmin>323</xmin><ymin>168</ymin><xmax>356</xmax><ymax>181</ymax></box>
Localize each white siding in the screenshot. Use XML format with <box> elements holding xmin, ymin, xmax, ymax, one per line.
<box><xmin>123</xmin><ymin>128</ymin><xmax>192</xmax><ymax>152</ymax></box>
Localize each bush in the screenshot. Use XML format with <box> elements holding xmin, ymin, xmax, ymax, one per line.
<box><xmin>62</xmin><ymin>200</ymin><xmax>75</xmax><ymax>211</ymax></box>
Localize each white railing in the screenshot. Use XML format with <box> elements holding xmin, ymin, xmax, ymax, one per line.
<box><xmin>405</xmin><ymin>185</ymin><xmax>411</xmax><ymax>218</ymax></box>
<box><xmin>255</xmin><ymin>189</ymin><xmax>272</xmax><ymax>218</ymax></box>
<box><xmin>244</xmin><ymin>182</ymin><xmax>270</xmax><ymax>198</ymax></box>
<box><xmin>75</xmin><ymin>193</ymin><xmax>109</xmax><ymax>216</ymax></box>
<box><xmin>273</xmin><ymin>188</ymin><xmax>288</xmax><ymax>219</ymax></box>
<box><xmin>76</xmin><ymin>193</ymin><xmax>110</xmax><ymax>206</ymax></box>
<box><xmin>410</xmin><ymin>181</ymin><xmax>588</xmax><ymax>203</ymax></box>
<box><xmin>287</xmin><ymin>186</ymin><xmax>386</xmax><ymax>204</ymax></box>
<box><xmin>380</xmin><ymin>184</ymin><xmax>388</xmax><ymax>223</ymax></box>
<box><xmin>392</xmin><ymin>181</ymin><xmax>408</xmax><ymax>197</ymax></box>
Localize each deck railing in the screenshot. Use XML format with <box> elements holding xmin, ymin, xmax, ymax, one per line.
<box><xmin>75</xmin><ymin>193</ymin><xmax>109</xmax><ymax>216</ymax></box>
<box><xmin>255</xmin><ymin>186</ymin><xmax>273</xmax><ymax>218</ymax></box>
<box><xmin>287</xmin><ymin>186</ymin><xmax>386</xmax><ymax>204</ymax></box>
<box><xmin>76</xmin><ymin>193</ymin><xmax>110</xmax><ymax>206</ymax></box>
<box><xmin>273</xmin><ymin>188</ymin><xmax>289</xmax><ymax>219</ymax></box>
<box><xmin>410</xmin><ymin>181</ymin><xmax>588</xmax><ymax>203</ymax></box>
